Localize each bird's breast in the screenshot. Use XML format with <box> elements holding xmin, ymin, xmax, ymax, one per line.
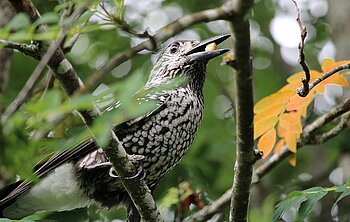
<box><xmin>121</xmin><ymin>89</ymin><xmax>204</xmax><ymax>183</ymax></box>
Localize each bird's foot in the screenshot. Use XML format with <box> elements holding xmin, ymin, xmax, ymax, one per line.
<box><xmin>108</xmin><ymin>154</ymin><xmax>146</xmax><ymax>180</ymax></box>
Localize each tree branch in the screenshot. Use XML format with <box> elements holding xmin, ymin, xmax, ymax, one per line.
<box><xmin>226</xmin><ymin>0</ymin><xmax>255</xmax><ymax>221</ymax></box>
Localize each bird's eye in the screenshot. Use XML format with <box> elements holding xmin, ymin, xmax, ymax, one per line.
<box><xmin>170</xmin><ymin>42</ymin><xmax>180</xmax><ymax>54</ymax></box>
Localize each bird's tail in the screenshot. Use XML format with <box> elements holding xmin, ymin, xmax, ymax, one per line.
<box><xmin>0</xmin><ymin>180</ymin><xmax>26</xmax><ymax>218</ymax></box>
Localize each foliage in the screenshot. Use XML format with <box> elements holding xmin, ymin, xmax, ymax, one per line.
<box><xmin>273</xmin><ymin>180</ymin><xmax>350</xmax><ymax>221</ymax></box>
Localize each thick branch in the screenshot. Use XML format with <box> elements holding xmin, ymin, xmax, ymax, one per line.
<box><xmin>228</xmin><ymin>1</ymin><xmax>255</xmax><ymax>222</ymax></box>
<box><xmin>85</xmin><ymin>3</ymin><xmax>236</xmax><ymax>90</ymax></box>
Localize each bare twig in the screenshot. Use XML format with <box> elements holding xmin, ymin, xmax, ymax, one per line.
<box><xmin>99</xmin><ymin>1</ymin><xmax>156</xmax><ymax>45</ymax></box>
<box><xmin>291</xmin><ymin>0</ymin><xmax>310</xmax><ymax>97</ymax></box>
<box><xmin>302</xmin><ymin>99</ymin><xmax>350</xmax><ymax>135</ymax></box>
<box><xmin>316</xmin><ymin>111</ymin><xmax>350</xmax><ymax>144</ymax></box>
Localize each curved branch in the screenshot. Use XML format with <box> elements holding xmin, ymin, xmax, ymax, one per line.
<box><xmin>297</xmin><ymin>63</ymin><xmax>350</xmax><ymax>97</ymax></box>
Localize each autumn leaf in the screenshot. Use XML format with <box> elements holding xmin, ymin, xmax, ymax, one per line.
<box><xmin>254</xmin><ymin>115</ymin><xmax>278</xmax><ymax>139</ymax></box>
<box><xmin>254</xmin><ymin>90</ymin><xmax>294</xmax><ymax>113</ymax></box>
<box><xmin>258</xmin><ymin>128</ymin><xmax>276</xmax><ymax>158</ymax></box>
<box><xmin>274</xmin><ymin>139</ymin><xmax>285</xmax><ymax>154</ymax></box>
<box><xmin>288</xmin><ymin>153</ymin><xmax>297</xmax><ymax>167</ymax></box>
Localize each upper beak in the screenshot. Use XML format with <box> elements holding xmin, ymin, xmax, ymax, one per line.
<box><xmin>186</xmin><ymin>34</ymin><xmax>230</xmax><ymax>62</ymax></box>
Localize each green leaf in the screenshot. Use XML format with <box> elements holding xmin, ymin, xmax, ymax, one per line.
<box><xmin>54</xmin><ymin>1</ymin><xmax>74</xmax><ymax>13</ymax></box>
<box><xmin>61</xmin><ymin>94</ymin><xmax>95</xmax><ymax>113</ymax></box>
<box><xmin>299</xmin><ymin>187</ymin><xmax>328</xmax><ymax>219</ymax></box>
<box><xmin>333</xmin><ymin>180</ymin><xmax>350</xmax><ymax>208</ymax></box>
<box><xmin>7</xmin><ymin>13</ymin><xmax>31</xmax><ymax>30</ymax></box>
<box><xmin>35</xmin><ymin>12</ymin><xmax>60</xmax><ymax>26</ymax></box>
<box><xmin>273</xmin><ymin>191</ymin><xmax>306</xmax><ymax>221</ymax></box>
<box><xmin>92</xmin><ymin>112</ymin><xmax>116</xmax><ymax>147</ymax></box>
<box><xmin>26</xmin><ymin>90</ymin><xmax>62</xmax><ymax>113</ymax></box>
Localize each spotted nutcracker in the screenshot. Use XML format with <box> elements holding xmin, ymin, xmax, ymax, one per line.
<box><xmin>0</xmin><ymin>34</ymin><xmax>230</xmax><ymax>220</ymax></box>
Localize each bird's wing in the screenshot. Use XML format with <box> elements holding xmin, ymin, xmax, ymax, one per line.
<box><xmin>0</xmin><ymin>95</ymin><xmax>168</xmax><ymax>211</ymax></box>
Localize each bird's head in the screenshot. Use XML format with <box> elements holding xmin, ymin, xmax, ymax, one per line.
<box><xmin>146</xmin><ymin>34</ymin><xmax>230</xmax><ymax>90</ymax></box>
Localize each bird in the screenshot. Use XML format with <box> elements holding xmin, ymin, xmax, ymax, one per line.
<box><xmin>0</xmin><ymin>34</ymin><xmax>230</xmax><ymax>220</ymax></box>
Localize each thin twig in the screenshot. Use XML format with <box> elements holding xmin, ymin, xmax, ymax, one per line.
<box><xmin>291</xmin><ymin>0</ymin><xmax>311</xmax><ymax>97</ymax></box>
<box><xmin>99</xmin><ymin>1</ymin><xmax>156</xmax><ymax>44</ymax></box>
<box><xmin>316</xmin><ymin>111</ymin><xmax>350</xmax><ymax>144</ymax></box>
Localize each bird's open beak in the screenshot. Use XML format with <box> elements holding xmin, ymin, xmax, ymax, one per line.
<box><xmin>186</xmin><ymin>34</ymin><xmax>230</xmax><ymax>62</ymax></box>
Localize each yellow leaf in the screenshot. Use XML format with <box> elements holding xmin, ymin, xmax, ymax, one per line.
<box><xmin>315</xmin><ymin>84</ymin><xmax>326</xmax><ymax>94</ymax></box>
<box><xmin>257</xmin><ymin>128</ymin><xmax>276</xmax><ymax>158</ymax></box>
<box><xmin>322</xmin><ymin>74</ymin><xmax>349</xmax><ymax>87</ymax></box>
<box><xmin>277</xmin><ymin>123</ymin><xmax>286</xmax><ymax>138</ymax></box>
<box><xmin>299</xmin><ymin>104</ymin><xmax>309</xmax><ymax>117</ymax></box>
<box><xmin>278</xmin><ymin>112</ymin><xmax>302</xmax><ymax>134</ymax></box>
<box><xmin>285</xmin><ymin>132</ymin><xmax>298</xmax><ymax>153</ymax></box>
<box><xmin>288</xmin><ymin>153</ymin><xmax>297</xmax><ymax>167</ymax></box>
<box><xmin>254</xmin><ymin>115</ymin><xmax>278</xmax><ymax>139</ymax></box>
<box><xmin>286</xmin><ymin>93</ymin><xmax>314</xmax><ymax>111</ymax></box>
<box><xmin>254</xmin><ymin>90</ymin><xmax>293</xmax><ymax>113</ymax></box>
<box><xmin>274</xmin><ymin>139</ymin><xmax>285</xmax><ymax>154</ymax></box>
<box><xmin>254</xmin><ymin>103</ymin><xmax>286</xmax><ymax>122</ymax></box>
<box><xmin>321</xmin><ymin>58</ymin><xmax>350</xmax><ymax>72</ymax></box>
<box><xmin>321</xmin><ymin>57</ymin><xmax>335</xmax><ymax>72</ymax></box>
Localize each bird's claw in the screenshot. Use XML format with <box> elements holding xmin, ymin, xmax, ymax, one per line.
<box><xmin>108</xmin><ymin>154</ymin><xmax>146</xmax><ymax>180</ymax></box>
